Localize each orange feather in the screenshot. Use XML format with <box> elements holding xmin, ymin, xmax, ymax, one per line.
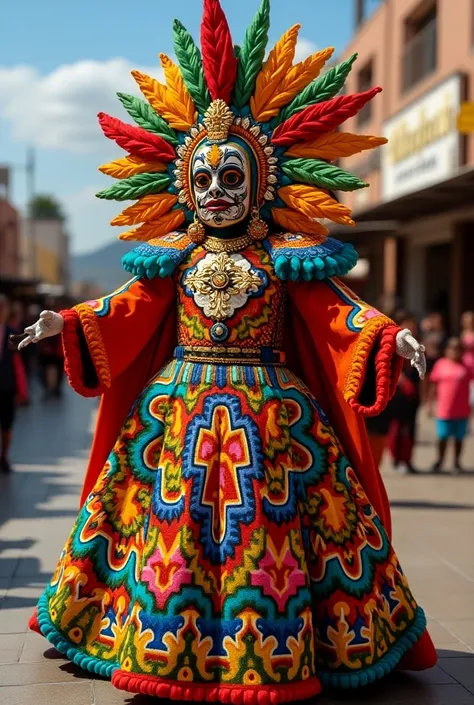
<box><xmin>132</xmin><ymin>69</ymin><xmax>196</xmax><ymax>132</ymax></box>
<box><xmin>250</xmin><ymin>25</ymin><xmax>300</xmax><ymax>122</ymax></box>
<box><xmin>119</xmin><ymin>210</ymin><xmax>185</xmax><ymax>241</ymax></box>
<box><xmin>286</xmin><ymin>132</ymin><xmax>388</xmax><ymax>160</ymax></box>
<box><xmin>159</xmin><ymin>54</ymin><xmax>198</xmax><ymax>128</ymax></box>
<box><xmin>278</xmin><ymin>184</ymin><xmax>354</xmax><ymax>226</ymax></box>
<box><xmin>98</xmin><ymin>155</ymin><xmax>166</xmax><ymax>179</ymax></box>
<box><xmin>271</xmin><ymin>207</ymin><xmax>329</xmax><ymax>236</ymax></box>
<box><xmin>111</xmin><ymin>194</ymin><xmax>178</xmax><ymax>227</ymax></box>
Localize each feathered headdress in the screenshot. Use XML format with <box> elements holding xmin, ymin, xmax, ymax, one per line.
<box><xmin>96</xmin><ymin>0</ymin><xmax>386</xmax><ymax>277</ymax></box>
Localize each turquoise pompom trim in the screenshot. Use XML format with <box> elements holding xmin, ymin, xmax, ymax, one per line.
<box><xmin>34</xmin><ymin>593</ymin><xmax>426</xmax><ymax>689</ymax></box>
<box><xmin>264</xmin><ymin>237</ymin><xmax>359</xmax><ymax>282</ymax></box>
<box><xmin>318</xmin><ymin>606</ymin><xmax>427</xmax><ymax>689</ymax></box>
<box><xmin>36</xmin><ymin>592</ymin><xmax>118</xmax><ymax>679</ymax></box>
<box><xmin>122</xmin><ymin>234</ymin><xmax>197</xmax><ymax>279</ymax></box>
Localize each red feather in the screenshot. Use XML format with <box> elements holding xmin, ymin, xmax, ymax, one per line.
<box><xmin>200</xmin><ymin>0</ymin><xmax>238</xmax><ymax>103</ymax></box>
<box><xmin>272</xmin><ymin>87</ymin><xmax>383</xmax><ymax>146</ymax></box>
<box><xmin>97</xmin><ymin>113</ymin><xmax>176</xmax><ymax>162</ymax></box>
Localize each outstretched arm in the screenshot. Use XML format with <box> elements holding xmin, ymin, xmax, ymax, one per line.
<box><xmin>287</xmin><ymin>277</ymin><xmax>426</xmax><ymax>416</ymax></box>
<box><xmin>15</xmin><ymin>277</ymin><xmax>176</xmax><ymax>396</ymax></box>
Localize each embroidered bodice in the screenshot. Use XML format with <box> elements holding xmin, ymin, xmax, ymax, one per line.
<box><xmin>175</xmin><ymin>243</ymin><xmax>286</xmax><ymax>352</ymax></box>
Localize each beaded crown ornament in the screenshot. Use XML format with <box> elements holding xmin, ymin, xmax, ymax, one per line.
<box><xmin>96</xmin><ymin>0</ymin><xmax>386</xmax><ymax>251</ymax></box>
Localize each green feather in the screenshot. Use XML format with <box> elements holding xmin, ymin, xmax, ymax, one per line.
<box><xmin>233</xmin><ymin>0</ymin><xmax>270</xmax><ymax>110</ymax></box>
<box><xmin>96</xmin><ymin>173</ymin><xmax>171</xmax><ymax>201</ymax></box>
<box><xmin>272</xmin><ymin>53</ymin><xmax>358</xmax><ymax>127</ymax></box>
<box><xmin>282</xmin><ymin>158</ymin><xmax>368</xmax><ymax>191</ymax></box>
<box><xmin>173</xmin><ymin>19</ymin><xmax>211</xmax><ymax>115</ymax></box>
<box><xmin>117</xmin><ymin>93</ymin><xmax>178</xmax><ymax>145</ymax></box>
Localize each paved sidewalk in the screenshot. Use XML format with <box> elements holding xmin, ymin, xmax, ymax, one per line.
<box><xmin>0</xmin><ymin>390</ymin><xmax>473</xmax><ymax>705</ymax></box>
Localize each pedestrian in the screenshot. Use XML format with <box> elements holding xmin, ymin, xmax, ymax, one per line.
<box><xmin>366</xmin><ymin>406</ymin><xmax>392</xmax><ymax>469</ymax></box>
<box><xmin>429</xmin><ymin>337</ymin><xmax>473</xmax><ymax>472</ymax></box>
<box><xmin>460</xmin><ymin>310</ymin><xmax>474</xmax><ymax>411</ymax></box>
<box><xmin>387</xmin><ymin>310</ymin><xmax>421</xmax><ymax>474</ymax></box>
<box><xmin>37</xmin><ymin>300</ymin><xmax>64</xmax><ymax>399</ymax></box>
<box><xmin>7</xmin><ymin>301</ymin><xmax>30</xmax><ymax>405</ymax></box>
<box><xmin>420</xmin><ymin>311</ymin><xmax>447</xmax><ymax>403</ymax></box>
<box><xmin>0</xmin><ymin>295</ymin><xmax>28</xmax><ymax>472</ymax></box>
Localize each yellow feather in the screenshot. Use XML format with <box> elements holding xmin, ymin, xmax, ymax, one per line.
<box><xmin>250</xmin><ymin>25</ymin><xmax>300</xmax><ymax>122</ymax></box>
<box><xmin>159</xmin><ymin>54</ymin><xmax>198</xmax><ymax>128</ymax></box>
<box><xmin>271</xmin><ymin>207</ymin><xmax>329</xmax><ymax>236</ymax></box>
<box><xmin>111</xmin><ymin>194</ymin><xmax>177</xmax><ymax>227</ymax></box>
<box><xmin>278</xmin><ymin>184</ymin><xmax>354</xmax><ymax>226</ymax></box>
<box><xmin>132</xmin><ymin>69</ymin><xmax>195</xmax><ymax>132</ymax></box>
<box><xmin>119</xmin><ymin>210</ymin><xmax>185</xmax><ymax>241</ymax></box>
<box><xmin>286</xmin><ymin>133</ymin><xmax>388</xmax><ymax>160</ymax></box>
<box><xmin>98</xmin><ymin>155</ymin><xmax>166</xmax><ymax>179</ymax></box>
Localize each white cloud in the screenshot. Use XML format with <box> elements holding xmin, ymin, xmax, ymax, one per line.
<box><xmin>64</xmin><ymin>184</ymin><xmax>130</xmax><ymax>253</ymax></box>
<box><xmin>0</xmin><ymin>59</ymin><xmax>164</xmax><ymax>153</ymax></box>
<box><xmin>0</xmin><ymin>44</ymin><xmax>323</xmax><ymax>156</ymax></box>
<box><xmin>294</xmin><ymin>37</ymin><xmax>320</xmax><ymax>63</ymax></box>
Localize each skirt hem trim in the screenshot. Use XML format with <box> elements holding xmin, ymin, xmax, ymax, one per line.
<box><xmin>111</xmin><ymin>670</ymin><xmax>322</xmax><ymax>704</ymax></box>
<box><xmin>317</xmin><ymin>606</ymin><xmax>427</xmax><ymax>689</ymax></box>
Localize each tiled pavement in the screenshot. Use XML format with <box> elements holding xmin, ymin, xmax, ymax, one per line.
<box><xmin>0</xmin><ymin>388</ymin><xmax>473</xmax><ymax>705</ymax></box>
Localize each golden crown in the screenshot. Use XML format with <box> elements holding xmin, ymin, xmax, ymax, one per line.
<box><xmin>203</xmin><ymin>99</ymin><xmax>235</xmax><ymax>143</ymax></box>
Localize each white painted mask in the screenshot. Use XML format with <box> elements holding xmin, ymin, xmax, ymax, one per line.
<box><xmin>191</xmin><ymin>141</ymin><xmax>251</xmax><ymax>228</ymax></box>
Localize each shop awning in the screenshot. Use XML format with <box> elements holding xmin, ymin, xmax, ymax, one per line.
<box><xmin>329</xmin><ymin>165</ymin><xmax>474</xmax><ymax>236</ymax></box>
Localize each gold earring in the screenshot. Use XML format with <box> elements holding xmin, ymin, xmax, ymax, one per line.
<box><xmin>187</xmin><ymin>216</ymin><xmax>206</xmax><ymax>244</ymax></box>
<box><xmin>247</xmin><ymin>206</ymin><xmax>268</xmax><ymax>242</ymax></box>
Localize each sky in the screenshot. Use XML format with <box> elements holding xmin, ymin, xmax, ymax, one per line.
<box><xmin>0</xmin><ymin>0</ymin><xmax>381</xmax><ymax>254</ymax></box>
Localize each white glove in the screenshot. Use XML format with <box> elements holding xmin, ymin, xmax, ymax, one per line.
<box><xmin>18</xmin><ymin>310</ymin><xmax>64</xmax><ymax>350</ymax></box>
<box><xmin>396</xmin><ymin>328</ymin><xmax>426</xmax><ymax>379</ymax></box>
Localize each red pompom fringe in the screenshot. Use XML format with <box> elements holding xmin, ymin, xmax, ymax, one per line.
<box><xmin>349</xmin><ymin>325</ymin><xmax>403</xmax><ymax>416</ymax></box>
<box><xmin>201</xmin><ymin>0</ymin><xmax>238</xmax><ymax>104</ymax></box>
<box><xmin>28</xmin><ymin>609</ymin><xmax>42</xmax><ymax>635</ymax></box>
<box><xmin>397</xmin><ymin>629</ymin><xmax>438</xmax><ymax>671</ymax></box>
<box><xmin>272</xmin><ymin>87</ymin><xmax>382</xmax><ymax>147</ymax></box>
<box><xmin>112</xmin><ymin>670</ymin><xmax>322</xmax><ymax>704</ymax></box>
<box><xmin>97</xmin><ymin>113</ymin><xmax>176</xmax><ymax>162</ymax></box>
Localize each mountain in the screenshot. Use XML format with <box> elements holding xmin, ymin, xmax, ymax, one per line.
<box><xmin>71</xmin><ymin>240</ymin><xmax>134</xmax><ymax>294</ymax></box>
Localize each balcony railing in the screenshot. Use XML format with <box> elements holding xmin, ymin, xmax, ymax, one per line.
<box><xmin>402</xmin><ymin>18</ymin><xmax>437</xmax><ymax>93</ymax></box>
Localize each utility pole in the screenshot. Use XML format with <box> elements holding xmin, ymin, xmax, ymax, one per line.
<box><xmin>355</xmin><ymin>0</ymin><xmax>364</xmax><ymax>28</ymax></box>
<box><xmin>26</xmin><ymin>147</ymin><xmax>37</xmax><ymax>280</ymax></box>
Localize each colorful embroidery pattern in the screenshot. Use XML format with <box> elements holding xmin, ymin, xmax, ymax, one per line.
<box><xmin>40</xmin><ymin>357</ymin><xmax>423</xmax><ymax>691</ymax></box>
<box><xmin>177</xmin><ymin>244</ymin><xmax>285</xmax><ymax>348</ymax></box>
<box><xmin>327</xmin><ymin>278</ymin><xmax>384</xmax><ymax>332</ymax></box>
<box><xmin>84</xmin><ymin>277</ymin><xmax>139</xmax><ymax>317</ymax></box>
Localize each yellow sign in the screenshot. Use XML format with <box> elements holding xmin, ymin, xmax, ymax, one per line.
<box><xmin>389</xmin><ymin>93</ymin><xmax>456</xmax><ymax>164</ymax></box>
<box><xmin>457</xmin><ymin>102</ymin><xmax>474</xmax><ymax>134</ymax></box>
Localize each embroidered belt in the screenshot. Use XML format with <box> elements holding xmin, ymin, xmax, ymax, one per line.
<box><xmin>174</xmin><ymin>345</ymin><xmax>285</xmax><ymax>365</ymax></box>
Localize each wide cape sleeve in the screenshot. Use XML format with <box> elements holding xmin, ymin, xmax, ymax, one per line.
<box><xmin>59</xmin><ymin>276</ymin><xmax>177</xmax><ymax>504</ymax></box>
<box><xmin>285</xmin><ymin>276</ymin><xmax>438</xmax><ymax>672</ymax></box>
<box><xmin>285</xmin><ymin>277</ymin><xmax>403</xmax><ymax>537</ymax></box>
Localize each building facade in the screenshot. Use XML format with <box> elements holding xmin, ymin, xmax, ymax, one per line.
<box><xmin>0</xmin><ymin>198</ymin><xmax>20</xmax><ymax>283</ymax></box>
<box><xmin>20</xmin><ymin>218</ymin><xmax>70</xmax><ymax>296</ymax></box>
<box><xmin>336</xmin><ymin>0</ymin><xmax>474</xmax><ymax>328</ymax></box>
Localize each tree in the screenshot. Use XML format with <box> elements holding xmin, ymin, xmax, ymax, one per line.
<box><xmin>28</xmin><ymin>195</ymin><xmax>66</xmax><ymax>222</ymax></box>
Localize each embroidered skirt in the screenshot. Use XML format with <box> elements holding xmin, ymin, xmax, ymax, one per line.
<box><xmin>33</xmin><ymin>359</ymin><xmax>426</xmax><ymax>703</ymax></box>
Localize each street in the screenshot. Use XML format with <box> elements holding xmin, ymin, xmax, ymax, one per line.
<box><xmin>0</xmin><ymin>387</ymin><xmax>473</xmax><ymax>705</ymax></box>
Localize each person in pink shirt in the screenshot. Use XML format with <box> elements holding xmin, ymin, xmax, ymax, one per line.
<box><xmin>460</xmin><ymin>311</ymin><xmax>474</xmax><ymax>410</ymax></box>
<box><xmin>430</xmin><ymin>337</ymin><xmax>473</xmax><ymax>472</ymax></box>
